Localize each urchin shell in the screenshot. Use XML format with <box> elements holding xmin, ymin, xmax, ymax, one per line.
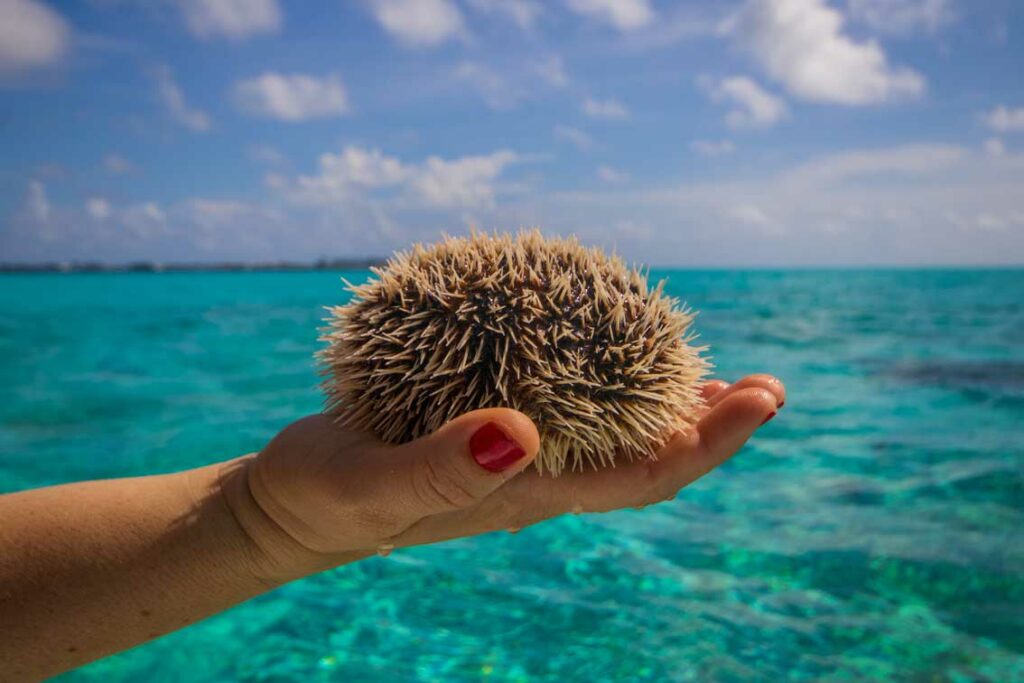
<box><xmin>320</xmin><ymin>230</ymin><xmax>709</xmax><ymax>475</ymax></box>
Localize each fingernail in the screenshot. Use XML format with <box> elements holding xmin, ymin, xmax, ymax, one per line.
<box><xmin>470</xmin><ymin>423</ymin><xmax>526</xmax><ymax>472</ymax></box>
<box><xmin>760</xmin><ymin>411</ymin><xmax>776</xmax><ymax>426</ymax></box>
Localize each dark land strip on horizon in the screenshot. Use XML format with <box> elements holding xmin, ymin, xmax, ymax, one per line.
<box><xmin>0</xmin><ymin>258</ymin><xmax>387</xmax><ymax>274</ymax></box>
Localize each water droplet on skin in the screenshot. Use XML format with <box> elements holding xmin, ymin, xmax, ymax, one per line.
<box><xmin>571</xmin><ymin>503</ymin><xmax>584</xmax><ymax>515</ymax></box>
<box><xmin>506</xmin><ymin>527</ymin><xmax>521</xmax><ymax>535</ymax></box>
<box><xmin>376</xmin><ymin>543</ymin><xmax>394</xmax><ymax>557</ymax></box>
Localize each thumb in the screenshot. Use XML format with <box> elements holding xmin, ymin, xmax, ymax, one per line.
<box><xmin>390</xmin><ymin>408</ymin><xmax>540</xmax><ymax>517</ymax></box>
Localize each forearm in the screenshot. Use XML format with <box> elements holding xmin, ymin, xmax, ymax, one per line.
<box><xmin>0</xmin><ymin>456</ymin><xmax>358</xmax><ymax>681</ymax></box>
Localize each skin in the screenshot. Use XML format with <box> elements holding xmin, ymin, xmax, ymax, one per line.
<box><xmin>0</xmin><ymin>374</ymin><xmax>784</xmax><ymax>681</ymax></box>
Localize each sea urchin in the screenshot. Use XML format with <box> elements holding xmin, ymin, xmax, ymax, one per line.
<box><xmin>320</xmin><ymin>230</ymin><xmax>709</xmax><ymax>475</ymax></box>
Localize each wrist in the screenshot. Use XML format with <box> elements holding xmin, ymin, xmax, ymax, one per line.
<box><xmin>207</xmin><ymin>456</ymin><xmax>365</xmax><ymax>586</ymax></box>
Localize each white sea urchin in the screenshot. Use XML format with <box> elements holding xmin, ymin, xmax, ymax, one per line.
<box><xmin>320</xmin><ymin>230</ymin><xmax>709</xmax><ymax>475</ymax></box>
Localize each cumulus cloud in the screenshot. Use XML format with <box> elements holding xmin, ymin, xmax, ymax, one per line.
<box><xmin>846</xmin><ymin>0</ymin><xmax>954</xmax><ymax>34</ymax></box>
<box><xmin>582</xmin><ymin>97</ymin><xmax>629</xmax><ymax>120</ymax></box>
<box><xmin>8</xmin><ymin>145</ymin><xmax>1024</xmax><ymax>267</ymax></box>
<box><xmin>367</xmin><ymin>0</ymin><xmax>465</xmax><ymax>47</ymax></box>
<box><xmin>0</xmin><ymin>0</ymin><xmax>70</xmax><ymax>73</ymax></box>
<box><xmin>982</xmin><ymin>106</ymin><xmax>1024</xmax><ymax>133</ymax></box>
<box><xmin>153</xmin><ymin>65</ymin><xmax>212</xmax><ymax>132</ymax></box>
<box><xmin>525</xmin><ymin>142</ymin><xmax>1024</xmax><ymax>265</ymax></box>
<box><xmin>554</xmin><ymin>125</ymin><xmax>593</xmax><ymax>150</ymax></box>
<box><xmin>412</xmin><ymin>151</ymin><xmax>519</xmax><ymax>207</ymax></box>
<box><xmin>285</xmin><ymin>146</ymin><xmax>519</xmax><ymax>209</ymax></box>
<box><xmin>723</xmin><ymin>0</ymin><xmax>925</xmax><ymax>105</ymax></box>
<box><xmin>177</xmin><ymin>0</ymin><xmax>281</xmax><ymax>40</ymax></box>
<box><xmin>704</xmin><ymin>76</ymin><xmax>787</xmax><ymax>129</ymax></box>
<box><xmin>233</xmin><ymin>72</ymin><xmax>350</xmax><ymax>121</ymax></box>
<box><xmin>691</xmin><ymin>139</ymin><xmax>737</xmax><ymax>156</ymax></box>
<box><xmin>466</xmin><ymin>0</ymin><xmax>542</xmax><ymax>30</ymax></box>
<box><xmin>566</xmin><ymin>0</ymin><xmax>654</xmax><ymax>31</ymax></box>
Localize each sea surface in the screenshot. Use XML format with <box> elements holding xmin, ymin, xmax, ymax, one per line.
<box><xmin>1</xmin><ymin>269</ymin><xmax>1022</xmax><ymax>682</ymax></box>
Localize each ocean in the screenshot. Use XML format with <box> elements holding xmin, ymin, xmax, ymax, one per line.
<box><xmin>1</xmin><ymin>269</ymin><xmax>1022</xmax><ymax>681</ymax></box>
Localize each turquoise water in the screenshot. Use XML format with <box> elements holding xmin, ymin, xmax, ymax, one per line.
<box><xmin>2</xmin><ymin>269</ymin><xmax>1023</xmax><ymax>682</ymax></box>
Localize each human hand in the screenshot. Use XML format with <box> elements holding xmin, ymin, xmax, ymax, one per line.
<box><xmin>225</xmin><ymin>375</ymin><xmax>785</xmax><ymax>583</ymax></box>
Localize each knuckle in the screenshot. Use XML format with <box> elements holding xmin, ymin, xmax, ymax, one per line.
<box><xmin>352</xmin><ymin>503</ymin><xmax>405</xmax><ymax>537</ymax></box>
<box><xmin>489</xmin><ymin>489</ymin><xmax>539</xmax><ymax>530</ymax></box>
<box><xmin>642</xmin><ymin>461</ymin><xmax>676</xmax><ymax>505</ymax></box>
<box><xmin>415</xmin><ymin>456</ymin><xmax>479</xmax><ymax>510</ymax></box>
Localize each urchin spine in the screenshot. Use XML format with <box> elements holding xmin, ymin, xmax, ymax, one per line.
<box><xmin>320</xmin><ymin>230</ymin><xmax>709</xmax><ymax>475</ymax></box>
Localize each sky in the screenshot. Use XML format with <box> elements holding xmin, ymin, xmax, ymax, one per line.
<box><xmin>1</xmin><ymin>0</ymin><xmax>1023</xmax><ymax>267</ymax></box>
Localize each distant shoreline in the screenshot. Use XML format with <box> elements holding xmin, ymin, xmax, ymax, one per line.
<box><xmin>0</xmin><ymin>259</ymin><xmax>386</xmax><ymax>274</ymax></box>
<box><xmin>1</xmin><ymin>260</ymin><xmax>1021</xmax><ymax>274</ymax></box>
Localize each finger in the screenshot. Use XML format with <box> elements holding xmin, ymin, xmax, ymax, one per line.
<box><xmin>705</xmin><ymin>374</ymin><xmax>785</xmax><ymax>409</ymax></box>
<box><xmin>393</xmin><ymin>389</ymin><xmax>777</xmax><ymax>545</ymax></box>
<box><xmin>672</xmin><ymin>387</ymin><xmax>778</xmax><ymax>484</ymax></box>
<box><xmin>504</xmin><ymin>388</ymin><xmax>776</xmax><ymax>521</ymax></box>
<box><xmin>384</xmin><ymin>408</ymin><xmax>540</xmax><ymax>518</ymax></box>
<box><xmin>700</xmin><ymin>379</ymin><xmax>730</xmax><ymax>402</ymax></box>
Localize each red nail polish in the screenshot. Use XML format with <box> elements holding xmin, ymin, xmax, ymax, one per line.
<box><xmin>760</xmin><ymin>411</ymin><xmax>776</xmax><ymax>426</ymax></box>
<box><xmin>470</xmin><ymin>423</ymin><xmax>526</xmax><ymax>472</ymax></box>
<box><xmin>778</xmin><ymin>400</ymin><xmax>785</xmax><ymax>408</ymax></box>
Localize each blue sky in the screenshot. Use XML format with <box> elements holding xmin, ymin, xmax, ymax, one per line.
<box><xmin>1</xmin><ymin>0</ymin><xmax>1023</xmax><ymax>266</ymax></box>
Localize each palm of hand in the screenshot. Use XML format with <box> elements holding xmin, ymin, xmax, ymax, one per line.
<box><xmin>246</xmin><ymin>375</ymin><xmax>784</xmax><ymax>562</ymax></box>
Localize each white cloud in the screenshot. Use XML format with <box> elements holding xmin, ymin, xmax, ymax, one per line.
<box><xmin>333</xmin><ymin>148</ymin><xmax>411</xmax><ymax>187</ymax></box>
<box><xmin>525</xmin><ymin>142</ymin><xmax>1024</xmax><ymax>265</ymax></box>
<box><xmin>704</xmin><ymin>76</ymin><xmax>787</xmax><ymax>129</ymax></box>
<box><xmin>982</xmin><ymin>106</ymin><xmax>1024</xmax><ymax>133</ymax></box>
<box><xmin>466</xmin><ymin>0</ymin><xmax>542</xmax><ymax>30</ymax></box>
<box><xmin>582</xmin><ymin>97</ymin><xmax>629</xmax><ymax>120</ymax></box>
<box><xmin>0</xmin><ymin>0</ymin><xmax>70</xmax><ymax>72</ymax></box>
<box><xmin>846</xmin><ymin>0</ymin><xmax>954</xmax><ymax>34</ymax></box>
<box><xmin>233</xmin><ymin>72</ymin><xmax>350</xmax><ymax>121</ymax></box>
<box><xmin>535</xmin><ymin>55</ymin><xmax>568</xmax><ymax>88</ymax></box>
<box><xmin>984</xmin><ymin>138</ymin><xmax>1006</xmax><ymax>158</ymax></box>
<box><xmin>597</xmin><ymin>165</ymin><xmax>628</xmax><ymax>183</ymax></box>
<box><xmin>153</xmin><ymin>65</ymin><xmax>211</xmax><ymax>132</ymax></box>
<box><xmin>86</xmin><ymin>197</ymin><xmax>112</xmax><ymax>220</ymax></box>
<box><xmin>8</xmin><ymin>145</ymin><xmax>1024</xmax><ymax>267</ymax></box>
<box><xmin>780</xmin><ymin>143</ymin><xmax>964</xmax><ymax>183</ymax></box>
<box><xmin>25</xmin><ymin>180</ymin><xmax>50</xmax><ymax>223</ymax></box>
<box><xmin>103</xmin><ymin>153</ymin><xmax>135</xmax><ymax>174</ymax></box>
<box><xmin>177</xmin><ymin>0</ymin><xmax>281</xmax><ymax>40</ymax></box>
<box><xmin>728</xmin><ymin>204</ymin><xmax>773</xmax><ymax>228</ymax></box>
<box><xmin>566</xmin><ymin>0</ymin><xmax>654</xmax><ymax>31</ymax></box>
<box><xmin>185</xmin><ymin>198</ymin><xmax>252</xmax><ymax>227</ymax></box>
<box><xmin>285</xmin><ymin>146</ymin><xmax>520</xmax><ymax>209</ymax></box>
<box><xmin>723</xmin><ymin>0</ymin><xmax>925</xmax><ymax>105</ymax></box>
<box><xmin>691</xmin><ymin>139</ymin><xmax>737</xmax><ymax>156</ymax></box>
<box><xmin>367</xmin><ymin>0</ymin><xmax>465</xmax><ymax>47</ymax></box>
<box><xmin>247</xmin><ymin>144</ymin><xmax>288</xmax><ymax>166</ymax></box>
<box><xmin>554</xmin><ymin>125</ymin><xmax>593</xmax><ymax>150</ymax></box>
<box><xmin>455</xmin><ymin>58</ymin><xmax>566</xmax><ymax>109</ymax></box>
<box><xmin>413</xmin><ymin>151</ymin><xmax>519</xmax><ymax>207</ymax></box>
<box><xmin>454</xmin><ymin>62</ymin><xmax>518</xmax><ymax>109</ymax></box>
